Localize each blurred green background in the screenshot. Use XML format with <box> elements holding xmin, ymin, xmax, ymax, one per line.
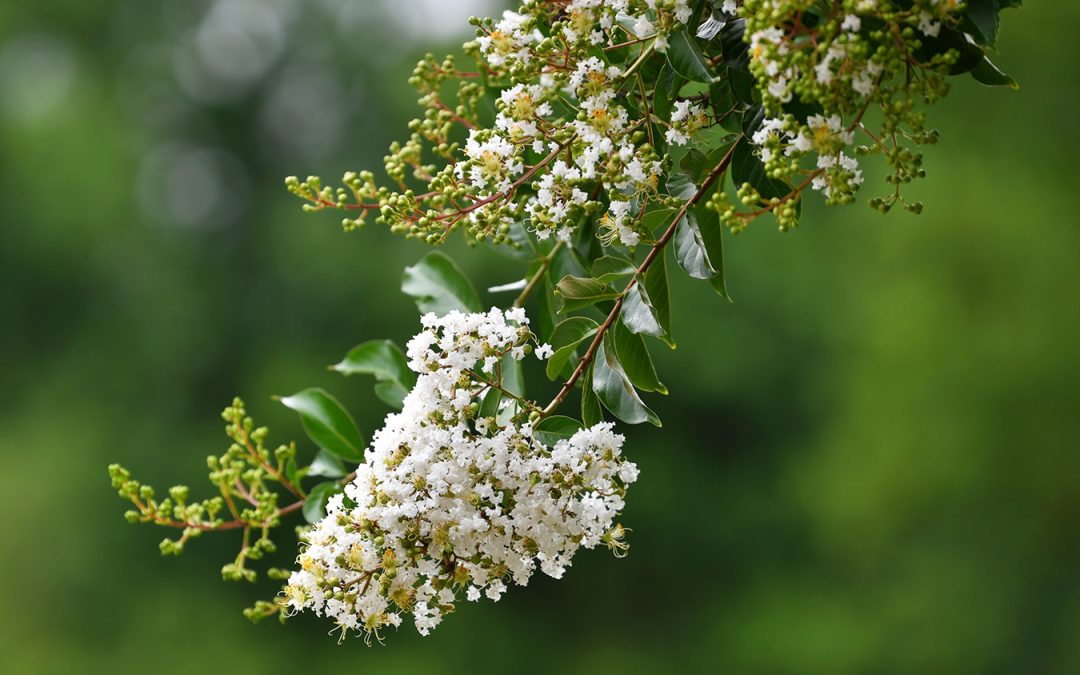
<box><xmin>2</xmin><ymin>1</ymin><xmax>1077</xmax><ymax>673</ymax></box>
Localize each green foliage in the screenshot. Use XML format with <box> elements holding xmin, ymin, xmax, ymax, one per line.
<box><xmin>402</xmin><ymin>251</ymin><xmax>483</xmax><ymax>315</ymax></box>
<box><xmin>278</xmin><ymin>388</ymin><xmax>366</xmax><ymax>463</ymax></box>
<box><xmin>332</xmin><ymin>340</ymin><xmax>415</xmax><ymax>409</ymax></box>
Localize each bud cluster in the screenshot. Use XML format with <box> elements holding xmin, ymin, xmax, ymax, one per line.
<box><xmin>109</xmin><ymin>399</ymin><xmax>303</xmax><ymax>582</ymax></box>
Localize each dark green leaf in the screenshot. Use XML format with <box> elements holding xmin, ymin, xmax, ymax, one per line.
<box><xmin>697</xmin><ymin>200</ymin><xmax>730</xmax><ymax>301</ymax></box>
<box><xmin>333</xmin><ymin>340</ymin><xmax>414</xmax><ymax>410</ymax></box>
<box><xmin>964</xmin><ymin>0</ymin><xmax>1000</xmax><ymax>45</ymax></box>
<box><xmin>970</xmin><ymin>55</ymin><xmax>1018</xmax><ymax>89</ymax></box>
<box><xmin>642</xmin><ymin>207</ymin><xmax>677</xmax><ymax>235</ymax></box>
<box><xmin>581</xmin><ymin>364</ymin><xmax>603</xmax><ymax>426</ymax></box>
<box><xmin>554</xmin><ymin>275</ymin><xmax>618</xmax><ymax>312</ymax></box>
<box><xmin>613</xmin><ymin>320</ymin><xmax>666</xmax><ymax>394</ymax></box>
<box><xmin>591</xmin><ymin>256</ymin><xmax>636</xmax><ymax>283</ymax></box>
<box><xmin>533</xmin><ymin>416</ymin><xmax>583</xmax><ymax>445</ymax></box>
<box><xmin>592</xmin><ymin>336</ymin><xmax>661</xmax><ymax>426</ymax></box>
<box><xmin>333</xmin><ymin>340</ymin><xmax>411</xmax><ymax>382</ymax></box>
<box><xmin>279</xmin><ymin>388</ymin><xmax>365</xmax><ymax>463</ymax></box>
<box><xmin>666</xmin><ymin>28</ymin><xmax>714</xmax><ymax>83</ymax></box>
<box><xmin>479</xmin><ymin>386</ymin><xmax>502</xmax><ymax>421</ymax></box>
<box><xmin>402</xmin><ymin>251</ymin><xmax>483</xmax><ymax>315</ymax></box>
<box><xmin>303</xmin><ymin>481</ymin><xmax>341</xmax><ymax>524</ymax></box>
<box><xmin>536</xmin><ymin>272</ymin><xmax>557</xmax><ymax>341</ymax></box>
<box><xmin>680</xmin><ymin>149</ymin><xmax>710</xmax><ymax>183</ymax></box>
<box><xmin>546</xmin><ymin>317</ymin><xmax>599</xmax><ymax>380</ymax></box>
<box><xmin>653</xmin><ymin>64</ymin><xmax>678</xmax><ymax>123</ymax></box>
<box><xmin>642</xmin><ymin>250</ymin><xmax>673</xmax><ymax>345</ymax></box>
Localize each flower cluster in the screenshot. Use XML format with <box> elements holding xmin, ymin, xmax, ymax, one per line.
<box><xmin>284</xmin><ymin>308</ymin><xmax>638</xmax><ymax>641</ymax></box>
<box><xmin>722</xmin><ymin>0</ymin><xmax>968</xmax><ymax>225</ymax></box>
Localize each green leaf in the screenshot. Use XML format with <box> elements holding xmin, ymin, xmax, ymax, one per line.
<box><xmin>581</xmin><ymin>364</ymin><xmax>603</xmax><ymax>426</ymax></box>
<box><xmin>554</xmin><ymin>275</ymin><xmax>618</xmax><ymax>312</ymax></box>
<box><xmin>667</xmin><ymin>171</ymin><xmax>697</xmax><ymax>201</ymax></box>
<box><xmin>642</xmin><ymin>250</ymin><xmax>673</xmax><ymax>344</ymax></box>
<box><xmin>666</xmin><ymin>28</ymin><xmax>713</xmax><ymax>83</ymax></box>
<box><xmin>613</xmin><ymin>320</ymin><xmax>666</xmax><ymax>394</ymax></box>
<box><xmin>402</xmin><ymin>251</ymin><xmax>483</xmax><ymax>316</ymax></box>
<box><xmin>279</xmin><ymin>388</ymin><xmax>365</xmax><ymax>463</ymax></box>
<box><xmin>303</xmin><ymin>481</ymin><xmax>341</xmax><ymax>524</ymax></box>
<box><xmin>536</xmin><ymin>272</ymin><xmax>557</xmax><ymax>341</ymax></box>
<box><xmin>333</xmin><ymin>340</ymin><xmax>411</xmax><ymax>382</ymax></box>
<box><xmin>307</xmin><ymin>449</ymin><xmax>347</xmax><ymax>479</ymax></box>
<box><xmin>373</xmin><ymin>381</ymin><xmax>408</xmax><ymax>409</ymax></box>
<box><xmin>680</xmin><ymin>149</ymin><xmax>710</xmax><ymax>183</ymax></box>
<box><xmin>591</xmin><ymin>256</ymin><xmax>636</xmax><ymax>283</ymax></box>
<box><xmin>621</xmin><ymin>282</ymin><xmax>664</xmax><ymax>337</ymax></box>
<box><xmin>965</xmin><ymin>0</ymin><xmax>1000</xmax><ymax>45</ymax></box>
<box><xmin>501</xmin><ymin>354</ymin><xmax>524</xmax><ymax>397</ymax></box>
<box><xmin>970</xmin><ymin>55</ymin><xmax>1018</xmax><ymax>89</ymax></box>
<box><xmin>642</xmin><ymin>207</ymin><xmax>677</xmax><ymax>235</ymax></box>
<box><xmin>697</xmin><ymin>201</ymin><xmax>730</xmax><ymax>301</ymax></box>
<box><xmin>332</xmin><ymin>340</ymin><xmax>415</xmax><ymax>409</ymax></box>
<box><xmin>533</xmin><ymin>416</ymin><xmax>583</xmax><ymax>445</ymax></box>
<box><xmin>653</xmin><ymin>64</ymin><xmax>678</xmax><ymax>124</ymax></box>
<box><xmin>546</xmin><ymin>317</ymin><xmax>599</xmax><ymax>380</ymax></box>
<box><xmin>479</xmin><ymin>386</ymin><xmax>502</xmax><ymax>420</ymax></box>
<box><xmin>674</xmin><ymin>209</ymin><xmax>717</xmax><ymax>280</ymax></box>
<box><xmin>592</xmin><ymin>335</ymin><xmax>661</xmax><ymax>426</ymax></box>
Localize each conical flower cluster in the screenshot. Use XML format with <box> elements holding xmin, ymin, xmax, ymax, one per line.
<box><xmin>285</xmin><ymin>308</ymin><xmax>638</xmax><ymax>640</ymax></box>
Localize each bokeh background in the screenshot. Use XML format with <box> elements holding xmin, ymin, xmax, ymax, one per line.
<box><xmin>2</xmin><ymin>1</ymin><xmax>1077</xmax><ymax>673</ymax></box>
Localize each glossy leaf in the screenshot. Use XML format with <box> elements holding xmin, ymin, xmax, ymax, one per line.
<box><xmin>332</xmin><ymin>340</ymin><xmax>414</xmax><ymax>409</ymax></box>
<box><xmin>479</xmin><ymin>386</ymin><xmax>502</xmax><ymax>420</ymax></box>
<box><xmin>307</xmin><ymin>449</ymin><xmax>347</xmax><ymax>479</ymax></box>
<box><xmin>667</xmin><ymin>171</ymin><xmax>697</xmax><ymax>201</ymax></box>
<box><xmin>592</xmin><ymin>336</ymin><xmax>661</xmax><ymax>426</ymax></box>
<box><xmin>546</xmin><ymin>317</ymin><xmax>599</xmax><ymax>380</ymax></box>
<box><xmin>373</xmin><ymin>381</ymin><xmax>408</xmax><ymax>409</ymax></box>
<box><xmin>279</xmin><ymin>388</ymin><xmax>365</xmax><ymax>462</ymax></box>
<box><xmin>333</xmin><ymin>340</ymin><xmax>411</xmax><ymax>382</ymax></box>
<box><xmin>666</xmin><ymin>28</ymin><xmax>713</xmax><ymax>83</ymax></box>
<box><xmin>402</xmin><ymin>251</ymin><xmax>483</xmax><ymax>316</ymax></box>
<box><xmin>501</xmin><ymin>353</ymin><xmax>524</xmax><ymax>397</ymax></box>
<box><xmin>613</xmin><ymin>320</ymin><xmax>666</xmax><ymax>394</ymax></box>
<box><xmin>697</xmin><ymin>201</ymin><xmax>731</xmax><ymax>301</ymax></box>
<box><xmin>642</xmin><ymin>250</ymin><xmax>673</xmax><ymax>345</ymax></box>
<box><xmin>971</xmin><ymin>55</ymin><xmax>1018</xmax><ymax>89</ymax></box>
<box><xmin>555</xmin><ymin>275</ymin><xmax>618</xmax><ymax>312</ymax></box>
<box><xmin>581</xmin><ymin>364</ymin><xmax>604</xmax><ymax>426</ymax></box>
<box><xmin>591</xmin><ymin>256</ymin><xmax>636</xmax><ymax>283</ymax></box>
<box><xmin>621</xmin><ymin>282</ymin><xmax>665</xmax><ymax>337</ymax></box>
<box><xmin>674</xmin><ymin>209</ymin><xmax>717</xmax><ymax>280</ymax></box>
<box><xmin>303</xmin><ymin>481</ymin><xmax>341</xmax><ymax>524</ymax></box>
<box><xmin>534</xmin><ymin>416</ymin><xmax>583</xmax><ymax>445</ymax></box>
<box><xmin>642</xmin><ymin>207</ymin><xmax>677</xmax><ymax>235</ymax></box>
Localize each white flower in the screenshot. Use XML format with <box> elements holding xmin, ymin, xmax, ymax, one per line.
<box><xmin>285</xmin><ymin>309</ymin><xmax>638</xmax><ymax>641</ymax></box>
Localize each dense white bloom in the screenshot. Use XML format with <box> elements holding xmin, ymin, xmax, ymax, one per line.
<box><xmin>285</xmin><ymin>309</ymin><xmax>638</xmax><ymax>641</ymax></box>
